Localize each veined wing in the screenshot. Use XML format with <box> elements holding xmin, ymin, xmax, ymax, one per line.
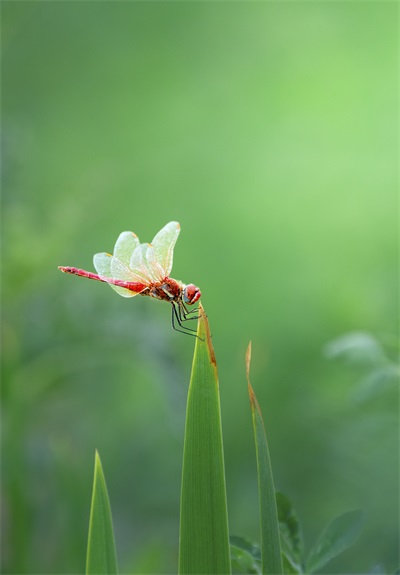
<box><xmin>113</xmin><ymin>231</ymin><xmax>140</xmax><ymax>266</ymax></box>
<box><xmin>130</xmin><ymin>243</ymin><xmax>165</xmax><ymax>283</ymax></box>
<box><xmin>93</xmin><ymin>223</ymin><xmax>180</xmax><ymax>293</ymax></box>
<box><xmin>112</xmin><ymin>230</ymin><xmax>150</xmax><ymax>283</ymax></box>
<box><xmin>110</xmin><ymin>231</ymin><xmax>150</xmax><ymax>284</ymax></box>
<box><xmin>151</xmin><ymin>221</ymin><xmax>180</xmax><ymax>278</ymax></box>
<box><xmin>93</xmin><ymin>252</ymin><xmax>143</xmax><ymax>298</ymax></box>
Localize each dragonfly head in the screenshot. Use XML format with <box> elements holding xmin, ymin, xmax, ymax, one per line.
<box><xmin>183</xmin><ymin>284</ymin><xmax>201</xmax><ymax>305</ymax></box>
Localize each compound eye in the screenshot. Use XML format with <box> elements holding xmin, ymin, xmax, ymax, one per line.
<box><xmin>183</xmin><ymin>284</ymin><xmax>201</xmax><ymax>305</ymax></box>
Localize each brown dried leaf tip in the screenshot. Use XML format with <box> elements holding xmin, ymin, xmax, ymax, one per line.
<box><xmin>246</xmin><ymin>341</ymin><xmax>257</xmax><ymax>407</ymax></box>
<box><xmin>198</xmin><ymin>302</ymin><xmax>217</xmax><ymax>366</ymax></box>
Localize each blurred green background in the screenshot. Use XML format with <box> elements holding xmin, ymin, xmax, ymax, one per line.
<box><xmin>2</xmin><ymin>2</ymin><xmax>398</xmax><ymax>574</ymax></box>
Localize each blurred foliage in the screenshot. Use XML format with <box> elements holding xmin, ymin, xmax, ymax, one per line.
<box><xmin>1</xmin><ymin>2</ymin><xmax>398</xmax><ymax>574</ymax></box>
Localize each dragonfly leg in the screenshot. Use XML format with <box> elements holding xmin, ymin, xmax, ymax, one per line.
<box><xmin>179</xmin><ymin>301</ymin><xmax>199</xmax><ymax>322</ymax></box>
<box><xmin>171</xmin><ymin>303</ymin><xmax>201</xmax><ymax>338</ymax></box>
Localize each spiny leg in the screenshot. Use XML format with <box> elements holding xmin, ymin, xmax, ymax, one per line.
<box><xmin>184</xmin><ymin>301</ymin><xmax>200</xmax><ymax>316</ymax></box>
<box><xmin>179</xmin><ymin>301</ymin><xmax>199</xmax><ymax>322</ymax></box>
<box><xmin>172</xmin><ymin>303</ymin><xmax>198</xmax><ymax>334</ymax></box>
<box><xmin>171</xmin><ymin>303</ymin><xmax>199</xmax><ymax>337</ymax></box>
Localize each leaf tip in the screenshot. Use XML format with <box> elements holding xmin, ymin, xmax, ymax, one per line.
<box><xmin>246</xmin><ymin>342</ymin><xmax>257</xmax><ymax>407</ymax></box>
<box><xmin>94</xmin><ymin>450</ymin><xmax>104</xmax><ymax>479</ymax></box>
<box><xmin>198</xmin><ymin>303</ymin><xmax>217</xmax><ymax>366</ymax></box>
<box><xmin>245</xmin><ymin>341</ymin><xmax>252</xmax><ymax>382</ymax></box>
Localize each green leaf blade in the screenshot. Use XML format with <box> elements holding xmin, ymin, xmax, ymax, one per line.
<box><xmin>86</xmin><ymin>451</ymin><xmax>118</xmax><ymax>575</ymax></box>
<box><xmin>230</xmin><ymin>536</ymin><xmax>262</xmax><ymax>575</ymax></box>
<box><xmin>179</xmin><ymin>304</ymin><xmax>231</xmax><ymax>575</ymax></box>
<box><xmin>276</xmin><ymin>492</ymin><xmax>303</xmax><ymax>568</ymax></box>
<box><xmin>246</xmin><ymin>343</ymin><xmax>283</xmax><ymax>575</ymax></box>
<box><xmin>306</xmin><ymin>509</ymin><xmax>365</xmax><ymax>574</ymax></box>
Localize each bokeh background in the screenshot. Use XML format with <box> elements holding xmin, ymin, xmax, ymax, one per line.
<box><xmin>2</xmin><ymin>2</ymin><xmax>398</xmax><ymax>574</ymax></box>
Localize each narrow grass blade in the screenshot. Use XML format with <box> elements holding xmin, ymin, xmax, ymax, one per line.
<box><xmin>86</xmin><ymin>451</ymin><xmax>118</xmax><ymax>575</ymax></box>
<box><xmin>246</xmin><ymin>342</ymin><xmax>283</xmax><ymax>575</ymax></box>
<box><xmin>305</xmin><ymin>509</ymin><xmax>365</xmax><ymax>574</ymax></box>
<box><xmin>179</xmin><ymin>303</ymin><xmax>231</xmax><ymax>574</ymax></box>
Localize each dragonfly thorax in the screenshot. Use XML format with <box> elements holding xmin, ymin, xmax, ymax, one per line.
<box><xmin>147</xmin><ymin>278</ymin><xmax>182</xmax><ymax>303</ymax></box>
<box><xmin>147</xmin><ymin>279</ymin><xmax>201</xmax><ymax>306</ymax></box>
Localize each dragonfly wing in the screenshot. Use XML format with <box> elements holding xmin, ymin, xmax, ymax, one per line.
<box><xmin>130</xmin><ymin>243</ymin><xmax>164</xmax><ymax>283</ymax></box>
<box><xmin>110</xmin><ymin>254</ymin><xmax>149</xmax><ymax>285</ymax></box>
<box><xmin>93</xmin><ymin>252</ymin><xmax>139</xmax><ymax>298</ymax></box>
<box><xmin>151</xmin><ymin>221</ymin><xmax>180</xmax><ymax>277</ymax></box>
<box><xmin>145</xmin><ymin>244</ymin><xmax>165</xmax><ymax>282</ymax></box>
<box><xmin>113</xmin><ymin>231</ymin><xmax>140</xmax><ymax>266</ymax></box>
<box><xmin>110</xmin><ymin>233</ymin><xmax>149</xmax><ymax>284</ymax></box>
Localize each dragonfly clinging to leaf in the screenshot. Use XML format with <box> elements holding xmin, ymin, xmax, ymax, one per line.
<box><xmin>59</xmin><ymin>221</ymin><xmax>201</xmax><ymax>335</ymax></box>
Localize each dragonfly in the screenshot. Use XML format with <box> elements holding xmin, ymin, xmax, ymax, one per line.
<box><xmin>59</xmin><ymin>221</ymin><xmax>201</xmax><ymax>336</ymax></box>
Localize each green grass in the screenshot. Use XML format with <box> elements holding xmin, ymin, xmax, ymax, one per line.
<box><xmin>83</xmin><ymin>314</ymin><xmax>369</xmax><ymax>575</ymax></box>
<box><xmin>246</xmin><ymin>342</ymin><xmax>283</xmax><ymax>575</ymax></box>
<box><xmin>86</xmin><ymin>451</ymin><xmax>118</xmax><ymax>575</ymax></box>
<box><xmin>179</xmin><ymin>304</ymin><xmax>231</xmax><ymax>574</ymax></box>
<box><xmin>2</xmin><ymin>3</ymin><xmax>397</xmax><ymax>571</ymax></box>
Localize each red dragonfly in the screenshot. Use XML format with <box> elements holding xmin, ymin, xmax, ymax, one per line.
<box><xmin>59</xmin><ymin>221</ymin><xmax>201</xmax><ymax>335</ymax></box>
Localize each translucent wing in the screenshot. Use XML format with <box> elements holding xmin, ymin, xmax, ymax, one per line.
<box><xmin>109</xmin><ymin>231</ymin><xmax>152</xmax><ymax>283</ymax></box>
<box><xmin>93</xmin><ymin>252</ymin><xmax>140</xmax><ymax>298</ymax></box>
<box><xmin>129</xmin><ymin>243</ymin><xmax>164</xmax><ymax>283</ymax></box>
<box><xmin>145</xmin><ymin>244</ymin><xmax>166</xmax><ymax>281</ymax></box>
<box><xmin>113</xmin><ymin>231</ymin><xmax>140</xmax><ymax>266</ymax></box>
<box><xmin>151</xmin><ymin>221</ymin><xmax>180</xmax><ymax>278</ymax></box>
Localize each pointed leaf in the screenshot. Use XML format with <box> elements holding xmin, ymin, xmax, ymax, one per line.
<box><xmin>246</xmin><ymin>342</ymin><xmax>283</xmax><ymax>575</ymax></box>
<box><xmin>324</xmin><ymin>332</ymin><xmax>385</xmax><ymax>366</ymax></box>
<box><xmin>230</xmin><ymin>544</ymin><xmax>262</xmax><ymax>575</ymax></box>
<box><xmin>306</xmin><ymin>510</ymin><xmax>365</xmax><ymax>574</ymax></box>
<box><xmin>281</xmin><ymin>551</ymin><xmax>303</xmax><ymax>575</ymax></box>
<box><xmin>179</xmin><ymin>304</ymin><xmax>231</xmax><ymax>574</ymax></box>
<box><xmin>86</xmin><ymin>451</ymin><xmax>118</xmax><ymax>575</ymax></box>
<box><xmin>276</xmin><ymin>492</ymin><xmax>303</xmax><ymax>565</ymax></box>
<box><xmin>229</xmin><ymin>536</ymin><xmax>261</xmax><ymax>562</ymax></box>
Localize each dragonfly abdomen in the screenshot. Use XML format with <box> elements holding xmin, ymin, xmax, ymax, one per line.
<box><xmin>58</xmin><ymin>266</ymin><xmax>147</xmax><ymax>294</ymax></box>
